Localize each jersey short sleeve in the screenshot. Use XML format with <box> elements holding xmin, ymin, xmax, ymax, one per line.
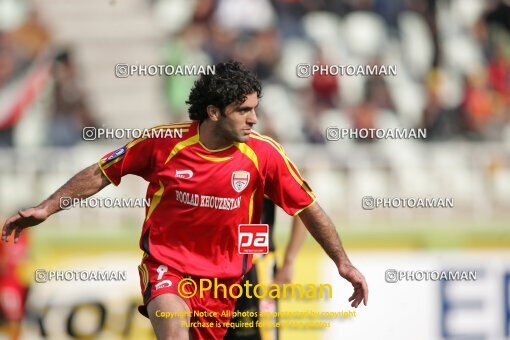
<box><xmin>262</xmin><ymin>139</ymin><xmax>316</xmax><ymax>216</ymax></box>
<box><xmin>98</xmin><ymin>138</ymin><xmax>154</xmax><ymax>186</ymax></box>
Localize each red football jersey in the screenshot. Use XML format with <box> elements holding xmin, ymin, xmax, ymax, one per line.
<box><xmin>98</xmin><ymin>121</ymin><xmax>316</xmax><ymax>278</ymax></box>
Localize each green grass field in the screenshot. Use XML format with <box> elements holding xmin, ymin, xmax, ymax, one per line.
<box><xmin>30</xmin><ymin>220</ymin><xmax>510</xmax><ymax>255</ymax></box>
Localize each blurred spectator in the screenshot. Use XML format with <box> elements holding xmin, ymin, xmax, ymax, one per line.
<box><xmin>0</xmin><ymin>9</ymin><xmax>50</xmax><ymax>88</ymax></box>
<box><xmin>0</xmin><ymin>43</ymin><xmax>17</xmax><ymax>147</ymax></box>
<box><xmin>5</xmin><ymin>9</ymin><xmax>50</xmax><ymax>61</ymax></box>
<box><xmin>422</xmin><ymin>69</ymin><xmax>460</xmax><ymax>139</ymax></box>
<box><xmin>204</xmin><ymin>23</ymin><xmax>238</xmax><ymax>63</ymax></box>
<box><xmin>270</xmin><ymin>0</ymin><xmax>313</xmax><ymax>39</ymax></box>
<box><xmin>192</xmin><ymin>0</ymin><xmax>216</xmax><ymax>24</ymax></box>
<box><xmin>310</xmin><ymin>53</ymin><xmax>339</xmax><ymax>111</ymax></box>
<box><xmin>0</xmin><ymin>8</ymin><xmax>51</xmax><ymax>147</ymax></box>
<box><xmin>460</xmin><ymin>70</ymin><xmax>496</xmax><ymax>138</ymax></box>
<box><xmin>373</xmin><ymin>0</ymin><xmax>405</xmax><ymax>33</ymax></box>
<box><xmin>163</xmin><ymin>24</ymin><xmax>210</xmax><ymax>117</ymax></box>
<box><xmin>484</xmin><ymin>0</ymin><xmax>510</xmax><ymax>34</ymax></box>
<box><xmin>488</xmin><ymin>46</ymin><xmax>510</xmax><ymax>105</ymax></box>
<box><xmin>351</xmin><ymin>104</ymin><xmax>377</xmax><ymax>143</ymax></box>
<box><xmin>350</xmin><ymin>76</ymin><xmax>393</xmax><ymax>142</ymax></box>
<box><xmin>48</xmin><ymin>50</ymin><xmax>96</xmax><ymax>146</ymax></box>
<box><xmin>233</xmin><ymin>30</ymin><xmax>280</xmax><ymax>81</ymax></box>
<box><xmin>0</xmin><ymin>35</ymin><xmax>17</xmax><ymax>89</ymax></box>
<box><xmin>0</xmin><ymin>233</ymin><xmax>28</xmax><ymax>340</ymax></box>
<box><xmin>152</xmin><ymin>0</ymin><xmax>510</xmax><ymax>143</ymax></box>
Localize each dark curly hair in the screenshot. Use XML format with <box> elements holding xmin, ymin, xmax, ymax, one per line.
<box><xmin>186</xmin><ymin>60</ymin><xmax>262</xmax><ymax>121</ymax></box>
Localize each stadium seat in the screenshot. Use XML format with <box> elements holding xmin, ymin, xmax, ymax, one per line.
<box><xmin>0</xmin><ymin>0</ymin><xmax>26</xmax><ymax>30</ymax></box>
<box><xmin>395</xmin><ymin>165</ymin><xmax>437</xmax><ymax>196</ymax></box>
<box><xmin>307</xmin><ymin>165</ymin><xmax>347</xmax><ymax>213</ymax></box>
<box><xmin>278</xmin><ymin>38</ymin><xmax>316</xmax><ymax>89</ymax></box>
<box><xmin>451</xmin><ymin>0</ymin><xmax>486</xmax><ymax>27</ymax></box>
<box><xmin>398</xmin><ymin>11</ymin><xmax>434</xmax><ymax>79</ymax></box>
<box><xmin>302</xmin><ymin>11</ymin><xmax>344</xmax><ymax>59</ymax></box>
<box><xmin>153</xmin><ymin>0</ymin><xmax>196</xmax><ymax>34</ymax></box>
<box><xmin>319</xmin><ymin>109</ymin><xmax>350</xmax><ymax>132</ymax></box>
<box><xmin>442</xmin><ymin>34</ymin><xmax>484</xmax><ymax>74</ymax></box>
<box><xmin>260</xmin><ymin>84</ymin><xmax>305</xmax><ymax>141</ymax></box>
<box><xmin>377</xmin><ymin>109</ymin><xmax>401</xmax><ymax>129</ymax></box>
<box><xmin>343</xmin><ymin>12</ymin><xmax>387</xmax><ymax>61</ymax></box>
<box><xmin>431</xmin><ymin>147</ymin><xmax>477</xmax><ymax>202</ymax></box>
<box><xmin>493</xmin><ymin>169</ymin><xmax>510</xmax><ymax>205</ymax></box>
<box><xmin>348</xmin><ymin>166</ymin><xmax>390</xmax><ymax>216</ymax></box>
<box><xmin>338</xmin><ymin>55</ymin><xmax>367</xmax><ymax>106</ymax></box>
<box><xmin>386</xmin><ymin>78</ymin><xmax>425</xmax><ymax>128</ymax></box>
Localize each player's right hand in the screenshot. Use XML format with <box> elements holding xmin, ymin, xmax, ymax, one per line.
<box><xmin>2</xmin><ymin>207</ymin><xmax>48</xmax><ymax>243</ymax></box>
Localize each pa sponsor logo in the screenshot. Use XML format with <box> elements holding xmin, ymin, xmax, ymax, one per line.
<box><xmin>175</xmin><ymin>169</ymin><xmax>193</xmax><ymax>179</ymax></box>
<box><xmin>238</xmin><ymin>224</ymin><xmax>269</xmax><ymax>254</ymax></box>
<box><xmin>232</xmin><ymin>170</ymin><xmax>250</xmax><ymax>193</ymax></box>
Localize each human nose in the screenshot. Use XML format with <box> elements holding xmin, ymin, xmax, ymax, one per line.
<box><xmin>247</xmin><ymin>109</ymin><xmax>257</xmax><ymax>125</ymax></box>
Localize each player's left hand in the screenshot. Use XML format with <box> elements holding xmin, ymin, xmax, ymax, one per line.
<box><xmin>338</xmin><ymin>263</ymin><xmax>368</xmax><ymax>308</ymax></box>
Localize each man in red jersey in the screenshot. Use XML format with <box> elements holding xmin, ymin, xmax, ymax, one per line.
<box><xmin>2</xmin><ymin>61</ymin><xmax>368</xmax><ymax>340</ymax></box>
<box><xmin>0</xmin><ymin>233</ymin><xmax>28</xmax><ymax>340</ymax></box>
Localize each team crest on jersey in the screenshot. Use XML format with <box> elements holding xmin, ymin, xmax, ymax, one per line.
<box><xmin>106</xmin><ymin>146</ymin><xmax>126</xmax><ymax>161</ymax></box>
<box><xmin>231</xmin><ymin>171</ymin><xmax>250</xmax><ymax>193</ymax></box>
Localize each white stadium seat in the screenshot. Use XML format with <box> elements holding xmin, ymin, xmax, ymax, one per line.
<box><xmin>343</xmin><ymin>12</ymin><xmax>387</xmax><ymax>61</ymax></box>
<box><xmin>398</xmin><ymin>11</ymin><xmax>434</xmax><ymax>79</ymax></box>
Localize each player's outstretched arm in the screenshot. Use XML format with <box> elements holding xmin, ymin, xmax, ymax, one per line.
<box><xmin>274</xmin><ymin>217</ymin><xmax>307</xmax><ymax>284</ymax></box>
<box><xmin>2</xmin><ymin>163</ymin><xmax>111</xmax><ymax>243</ymax></box>
<box><xmin>298</xmin><ymin>202</ymin><xmax>368</xmax><ymax>307</ymax></box>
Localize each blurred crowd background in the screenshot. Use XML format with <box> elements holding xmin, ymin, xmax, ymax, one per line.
<box><xmin>0</xmin><ymin>0</ymin><xmax>508</xmax><ymax>224</ymax></box>
<box><xmin>1</xmin><ymin>0</ymin><xmax>509</xmax><ymax>146</ymax></box>
<box><xmin>0</xmin><ymin>0</ymin><xmax>509</xmax><ymax>339</ymax></box>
